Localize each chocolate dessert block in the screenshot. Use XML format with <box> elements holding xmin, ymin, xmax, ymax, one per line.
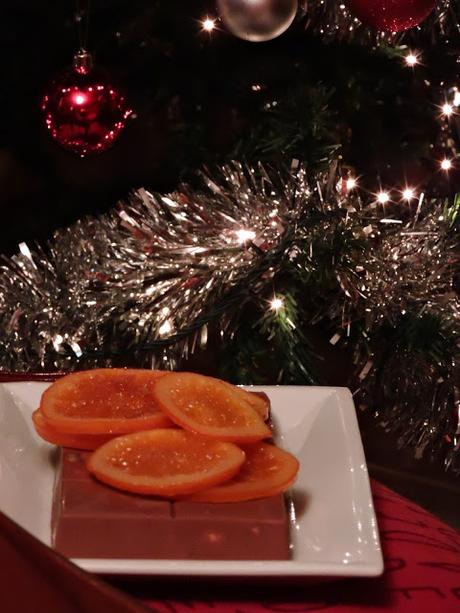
<box><xmin>52</xmin><ymin>448</ymin><xmax>291</xmax><ymax>560</ymax></box>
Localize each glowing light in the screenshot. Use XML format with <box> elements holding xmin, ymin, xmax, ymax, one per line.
<box><xmin>236</xmin><ymin>229</ymin><xmax>256</xmax><ymax>243</ymax></box>
<box><xmin>159</xmin><ymin>320</ymin><xmax>172</xmax><ymax>336</ymax></box>
<box><xmin>405</xmin><ymin>52</ymin><xmax>419</xmax><ymax>67</ymax></box>
<box><xmin>270</xmin><ymin>297</ymin><xmax>284</xmax><ymax>311</ymax></box>
<box><xmin>52</xmin><ymin>334</ymin><xmax>64</xmax><ymax>351</ymax></box>
<box><xmin>454</xmin><ymin>90</ymin><xmax>460</xmax><ymax>107</ymax></box>
<box><xmin>73</xmin><ymin>93</ymin><xmax>87</xmax><ymax>105</ymax></box>
<box><xmin>377</xmin><ymin>191</ymin><xmax>390</xmax><ymax>204</ymax></box>
<box><xmin>441</xmin><ymin>158</ymin><xmax>453</xmax><ymax>171</ymax></box>
<box><xmin>402</xmin><ymin>187</ymin><xmax>415</xmax><ymax>201</ymax></box>
<box><xmin>441</xmin><ymin>103</ymin><xmax>454</xmax><ymax>117</ymax></box>
<box><xmin>202</xmin><ymin>17</ymin><xmax>216</xmax><ymax>32</ymax></box>
<box><xmin>346</xmin><ymin>177</ymin><xmax>357</xmax><ymax>191</ymax></box>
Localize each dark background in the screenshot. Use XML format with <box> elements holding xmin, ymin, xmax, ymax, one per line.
<box><xmin>1</xmin><ymin>0</ymin><xmax>457</xmax><ymax>257</ymax></box>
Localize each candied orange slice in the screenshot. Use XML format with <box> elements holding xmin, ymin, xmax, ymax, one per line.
<box><xmin>184</xmin><ymin>442</ymin><xmax>299</xmax><ymax>503</ymax></box>
<box><xmin>239</xmin><ymin>389</ymin><xmax>270</xmax><ymax>421</ymax></box>
<box><xmin>217</xmin><ymin>380</ymin><xmax>270</xmax><ymax>421</ymax></box>
<box><xmin>153</xmin><ymin>372</ymin><xmax>272</xmax><ymax>443</ymax></box>
<box><xmin>32</xmin><ymin>409</ymin><xmax>115</xmax><ymax>450</ymax></box>
<box><xmin>86</xmin><ymin>429</ymin><xmax>246</xmax><ymax>496</ymax></box>
<box><xmin>40</xmin><ymin>369</ymin><xmax>173</xmax><ymax>434</ymax></box>
<box><xmin>212</xmin><ymin>381</ymin><xmax>270</xmax><ymax>420</ymax></box>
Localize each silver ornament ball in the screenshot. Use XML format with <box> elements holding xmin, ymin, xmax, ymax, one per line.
<box><xmin>217</xmin><ymin>0</ymin><xmax>298</xmax><ymax>42</ymax></box>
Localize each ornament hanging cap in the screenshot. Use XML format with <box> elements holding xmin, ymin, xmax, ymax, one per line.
<box><xmin>73</xmin><ymin>48</ymin><xmax>93</xmax><ymax>75</ymax></box>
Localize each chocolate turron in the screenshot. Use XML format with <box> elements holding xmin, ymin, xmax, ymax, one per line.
<box><xmin>52</xmin><ymin>449</ymin><xmax>291</xmax><ymax>560</ymax></box>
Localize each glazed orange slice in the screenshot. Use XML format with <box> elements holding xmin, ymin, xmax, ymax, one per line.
<box><xmin>32</xmin><ymin>409</ymin><xmax>115</xmax><ymax>450</ymax></box>
<box><xmin>184</xmin><ymin>442</ymin><xmax>299</xmax><ymax>503</ymax></box>
<box><xmin>40</xmin><ymin>369</ymin><xmax>173</xmax><ymax>434</ymax></box>
<box><xmin>86</xmin><ymin>429</ymin><xmax>246</xmax><ymax>496</ymax></box>
<box><xmin>153</xmin><ymin>372</ymin><xmax>272</xmax><ymax>443</ymax></box>
<box><xmin>239</xmin><ymin>389</ymin><xmax>270</xmax><ymax>421</ymax></box>
<box><xmin>219</xmin><ymin>381</ymin><xmax>270</xmax><ymax>421</ymax></box>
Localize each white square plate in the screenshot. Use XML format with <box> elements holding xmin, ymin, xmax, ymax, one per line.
<box><xmin>0</xmin><ymin>382</ymin><xmax>382</xmax><ymax>578</ymax></box>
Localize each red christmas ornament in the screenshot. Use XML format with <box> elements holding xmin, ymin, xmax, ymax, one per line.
<box><xmin>346</xmin><ymin>0</ymin><xmax>436</xmax><ymax>32</ymax></box>
<box><xmin>42</xmin><ymin>51</ymin><xmax>131</xmax><ymax>156</ymax></box>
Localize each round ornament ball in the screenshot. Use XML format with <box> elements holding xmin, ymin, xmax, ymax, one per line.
<box><xmin>42</xmin><ymin>51</ymin><xmax>131</xmax><ymax>156</ymax></box>
<box><xmin>346</xmin><ymin>0</ymin><xmax>436</xmax><ymax>32</ymax></box>
<box><xmin>217</xmin><ymin>0</ymin><xmax>298</xmax><ymax>42</ymax></box>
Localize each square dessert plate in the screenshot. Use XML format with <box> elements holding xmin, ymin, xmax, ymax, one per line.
<box><xmin>0</xmin><ymin>382</ymin><xmax>383</xmax><ymax>579</ymax></box>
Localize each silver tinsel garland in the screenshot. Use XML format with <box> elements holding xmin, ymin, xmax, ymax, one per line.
<box><xmin>0</xmin><ymin>162</ymin><xmax>458</xmax><ymax>467</ymax></box>
<box><xmin>0</xmin><ymin>164</ymin><xmax>301</xmax><ymax>371</ymax></box>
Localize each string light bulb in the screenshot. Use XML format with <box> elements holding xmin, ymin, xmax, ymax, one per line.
<box><xmin>441</xmin><ymin>158</ymin><xmax>453</xmax><ymax>171</ymax></box>
<box><xmin>236</xmin><ymin>229</ymin><xmax>256</xmax><ymax>243</ymax></box>
<box><xmin>402</xmin><ymin>187</ymin><xmax>416</xmax><ymax>201</ymax></box>
<box><xmin>405</xmin><ymin>52</ymin><xmax>419</xmax><ymax>67</ymax></box>
<box><xmin>346</xmin><ymin>177</ymin><xmax>357</xmax><ymax>191</ymax></box>
<box><xmin>441</xmin><ymin>103</ymin><xmax>454</xmax><ymax>117</ymax></box>
<box><xmin>202</xmin><ymin>17</ymin><xmax>216</xmax><ymax>32</ymax></box>
<box><xmin>270</xmin><ymin>297</ymin><xmax>284</xmax><ymax>312</ymax></box>
<box><xmin>377</xmin><ymin>191</ymin><xmax>390</xmax><ymax>204</ymax></box>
